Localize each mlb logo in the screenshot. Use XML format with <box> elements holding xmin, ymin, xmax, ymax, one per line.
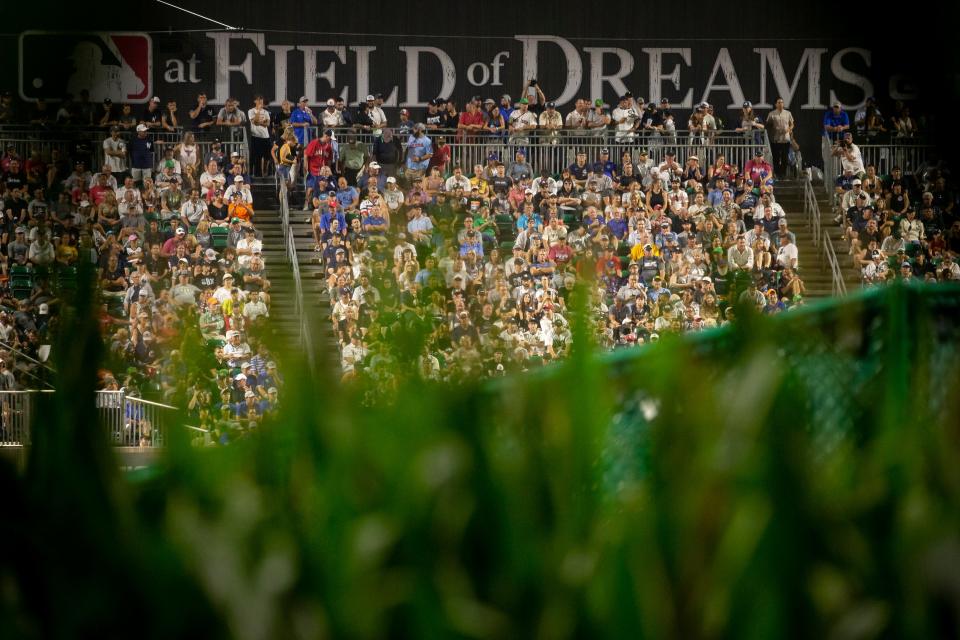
<box><xmin>19</xmin><ymin>31</ymin><xmax>152</xmax><ymax>103</ymax></box>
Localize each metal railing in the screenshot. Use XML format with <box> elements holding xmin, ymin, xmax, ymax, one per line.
<box><xmin>309</xmin><ymin>127</ymin><xmax>771</xmax><ymax>178</ymax></box>
<box><xmin>0</xmin><ymin>390</ymin><xmax>53</xmax><ymax>446</ymax></box>
<box><xmin>95</xmin><ymin>390</ymin><xmax>177</xmax><ymax>447</ymax></box>
<box><xmin>803</xmin><ymin>174</ymin><xmax>848</xmax><ymax>297</ymax></box>
<box><xmin>279</xmin><ymin>179</ymin><xmax>316</xmax><ymax>372</ymax></box>
<box><xmin>821</xmin><ymin>138</ymin><xmax>936</xmax><ymax>194</ymax></box>
<box><xmin>0</xmin><ymin>126</ymin><xmax>248</xmax><ymax>175</ymax></box>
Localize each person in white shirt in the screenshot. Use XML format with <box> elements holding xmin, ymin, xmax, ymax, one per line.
<box><xmin>102</xmin><ymin>128</ymin><xmax>127</xmax><ymax>174</ymax></box>
<box><xmin>199</xmin><ymin>160</ymin><xmax>225</xmax><ymax>199</ymax></box>
<box><xmin>223</xmin><ymin>175</ymin><xmax>253</xmax><ymax>205</ymax></box>
<box><xmin>507</xmin><ymin>98</ymin><xmax>538</xmax><ymax>143</ymax></box>
<box><xmin>611</xmin><ymin>95</ymin><xmax>640</xmax><ymax>142</ymax></box>
<box><xmin>532</xmin><ymin>170</ymin><xmax>558</xmax><ymax>194</ymax></box>
<box><xmin>775</xmin><ymin>234</ymin><xmax>798</xmax><ymax>269</ymax></box>
<box><xmin>341</xmin><ymin>331</ymin><xmax>368</xmax><ymax>375</ymax></box>
<box><xmin>366</xmin><ymin>95</ymin><xmax>387</xmax><ymax>131</ymax></box>
<box><xmin>235</xmin><ymin>227</ymin><xmax>263</xmax><ymax>268</ymax></box>
<box><xmin>247</xmin><ymin>94</ymin><xmax>272</xmax><ymax>178</ymax></box>
<box><xmin>242</xmin><ymin>291</ymin><xmax>269</xmax><ymax>322</ymax></box>
<box><xmin>180</xmin><ymin>189</ymin><xmax>207</xmax><ymax>226</ymax></box>
<box><xmin>320</xmin><ymin>98</ymin><xmax>344</xmax><ymax>127</ymax></box>
<box><xmin>444</xmin><ymin>166</ymin><xmax>471</xmax><ymax>193</ymax></box>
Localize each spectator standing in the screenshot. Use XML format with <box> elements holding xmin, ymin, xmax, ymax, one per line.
<box><xmin>405</xmin><ymin>125</ymin><xmax>433</xmax><ymax>181</ymax></box>
<box><xmin>103</xmin><ymin>126</ymin><xmax>128</xmax><ymax>180</ymax></box>
<box><xmin>189</xmin><ymin>92</ymin><xmax>217</xmax><ymax>130</ymax></box>
<box><xmin>289</xmin><ymin>97</ymin><xmax>317</xmax><ymax>146</ymax></box>
<box><xmin>822</xmin><ymin>101</ymin><xmax>850</xmax><ymax>143</ymax></box>
<box><xmin>130</xmin><ymin>125</ymin><xmax>155</xmax><ymax>184</ymax></box>
<box><xmin>247</xmin><ymin>95</ymin><xmax>272</xmax><ymax>178</ymax></box>
<box><xmin>765</xmin><ymin>98</ymin><xmax>794</xmax><ymax>179</ymax></box>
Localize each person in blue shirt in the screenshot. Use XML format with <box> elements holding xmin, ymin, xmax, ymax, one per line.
<box><xmin>707</xmin><ymin>180</ymin><xmax>727</xmax><ymax>207</ymax></box>
<box><xmin>129</xmin><ymin>125</ymin><xmax>154</xmax><ymax>183</ymax></box>
<box><xmin>606</xmin><ymin>208</ymin><xmax>628</xmax><ymax>240</ymax></box>
<box><xmin>589</xmin><ymin>148</ymin><xmax>618</xmax><ymax>178</ymax></box>
<box><xmin>319</xmin><ymin>207</ymin><xmax>346</xmax><ymax>234</ymax></box>
<box><xmin>822</xmin><ymin>102</ymin><xmax>850</xmax><ymax>142</ymax></box>
<box><xmin>289</xmin><ymin>96</ymin><xmax>317</xmax><ymax>146</ymax></box>
<box><xmin>516</xmin><ymin>203</ymin><xmax>542</xmax><ymax>232</ymax></box>
<box><xmin>459</xmin><ymin>230</ymin><xmax>484</xmax><ymax>257</ymax></box>
<box><xmin>498</xmin><ymin>94</ymin><xmax>514</xmax><ymax>125</ymax></box>
<box><xmin>335</xmin><ymin>179</ymin><xmax>359</xmax><ymax>211</ymax></box>
<box><xmin>405</xmin><ymin>124</ymin><xmax>433</xmax><ymax>177</ymax></box>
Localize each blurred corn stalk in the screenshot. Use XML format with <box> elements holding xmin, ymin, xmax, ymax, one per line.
<box><xmin>0</xmin><ymin>281</ymin><xmax>958</xmax><ymax>639</ymax></box>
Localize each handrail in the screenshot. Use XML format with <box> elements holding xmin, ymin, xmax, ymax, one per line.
<box><xmin>278</xmin><ymin>179</ymin><xmax>316</xmax><ymax>372</ymax></box>
<box><xmin>803</xmin><ymin>174</ymin><xmax>847</xmax><ymax>297</ymax></box>
<box><xmin>0</xmin><ymin>339</ymin><xmax>56</xmax><ymax>374</ymax></box>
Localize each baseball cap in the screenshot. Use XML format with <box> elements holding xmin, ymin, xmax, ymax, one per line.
<box><xmin>136</xmin><ymin>124</ymin><xmax>147</xmax><ymax>132</ymax></box>
<box><xmin>38</xmin><ymin>303</ymin><xmax>49</xmax><ymax>315</ymax></box>
<box><xmin>368</xmin><ymin>162</ymin><xmax>380</xmax><ymax>169</ymax></box>
<box><xmin>546</xmin><ymin>101</ymin><xmax>556</xmax><ymax>108</ymax></box>
<box><xmin>501</xmin><ymin>94</ymin><xmax>512</xmax><ymax>102</ymax></box>
<box><xmin>594</xmin><ymin>99</ymin><xmax>603</xmax><ymax>107</ymax></box>
<box><xmin>175</xmin><ymin>227</ymin><xmax>186</xmax><ymax>235</ymax></box>
<box><xmin>871</xmin><ymin>250</ymin><xmax>881</xmax><ymax>258</ymax></box>
<box><xmin>742</xmin><ymin>100</ymin><xmax>752</xmax><ymax>108</ymax></box>
<box><xmin>365</xmin><ymin>94</ymin><xmax>375</xmax><ymax>101</ymax></box>
<box><xmin>233</xmin><ymin>175</ymin><xmax>243</xmax><ymax>182</ymax></box>
<box><xmin>852</xmin><ymin>179</ymin><xmax>862</xmax><ymax>185</ymax></box>
<box><xmin>518</xmin><ymin>98</ymin><xmax>529</xmax><ymax>104</ymax></box>
<box><xmin>326</xmin><ymin>98</ymin><xmax>335</xmax><ymax>106</ymax></box>
<box><xmin>299</xmin><ymin>96</ymin><xmax>308</xmax><ymax>103</ymax></box>
<box><xmin>386</xmin><ymin>177</ymin><xmax>396</xmax><ymax>184</ymax></box>
<box><xmin>151</xmin><ymin>96</ymin><xmax>160</xmax><ymax>103</ymax></box>
<box><xmin>222</xmin><ymin>273</ymin><xmax>234</xmax><ymax>281</ymax></box>
<box><xmin>660</xmin><ymin>97</ymin><xmax>669</xmax><ymax>104</ymax></box>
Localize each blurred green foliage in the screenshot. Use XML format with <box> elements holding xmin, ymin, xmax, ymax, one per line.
<box><xmin>1</xmin><ymin>282</ymin><xmax>959</xmax><ymax>640</ymax></box>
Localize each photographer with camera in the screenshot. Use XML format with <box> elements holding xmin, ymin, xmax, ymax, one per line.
<box><xmin>521</xmin><ymin>79</ymin><xmax>546</xmax><ymax>115</ymax></box>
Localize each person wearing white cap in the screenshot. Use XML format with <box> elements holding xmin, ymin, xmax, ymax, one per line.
<box><xmin>129</xmin><ymin>123</ymin><xmax>155</xmax><ymax>183</ymax></box>
<box><xmin>141</xmin><ymin>96</ymin><xmax>163</xmax><ymax>129</ymax></box>
<box><xmin>366</xmin><ymin>94</ymin><xmax>387</xmax><ymax>132</ymax></box>
<box><xmin>223</xmin><ymin>173</ymin><xmax>253</xmax><ymax>204</ymax></box>
<box><xmin>224</xmin><ymin>329</ymin><xmax>252</xmax><ymax>367</ymax></box>
<box><xmin>321</xmin><ymin>98</ymin><xmax>344</xmax><ymax>128</ymax></box>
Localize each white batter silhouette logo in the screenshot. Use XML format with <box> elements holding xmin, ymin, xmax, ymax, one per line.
<box><xmin>19</xmin><ymin>32</ymin><xmax>152</xmax><ymax>103</ymax></box>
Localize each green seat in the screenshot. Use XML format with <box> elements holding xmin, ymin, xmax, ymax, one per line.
<box><xmin>499</xmin><ymin>240</ymin><xmax>515</xmax><ymax>253</ymax></box>
<box><xmin>211</xmin><ymin>227</ymin><xmax>228</xmax><ymax>249</ymax></box>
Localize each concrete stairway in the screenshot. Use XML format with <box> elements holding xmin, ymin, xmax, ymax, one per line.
<box><xmin>253</xmin><ymin>179</ymin><xmax>338</xmax><ymax>363</ymax></box>
<box><xmin>774</xmin><ymin>180</ymin><xmax>860</xmax><ymax>299</ymax></box>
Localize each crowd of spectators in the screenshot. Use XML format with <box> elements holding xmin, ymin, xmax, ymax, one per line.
<box><xmin>263</xmin><ymin>94</ymin><xmax>811</xmax><ymax>382</ymax></box>
<box><xmin>0</xmin><ymin>97</ymin><xmax>285</xmax><ymax>444</ymax></box>
<box><xmin>822</xmin><ymin>102</ymin><xmax>958</xmax><ymax>286</ymax></box>
<box><xmin>1</xmin><ymin>82</ymin><xmax>951</xmax><ymax>395</ymax></box>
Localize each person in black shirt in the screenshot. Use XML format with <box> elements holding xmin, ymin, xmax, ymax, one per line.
<box><xmin>189</xmin><ymin>92</ymin><xmax>217</xmax><ymax>131</ymax></box>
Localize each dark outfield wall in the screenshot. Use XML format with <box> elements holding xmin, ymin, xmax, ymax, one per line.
<box><xmin>3</xmin><ymin>3</ymin><xmax>957</xmax><ymax>164</ymax></box>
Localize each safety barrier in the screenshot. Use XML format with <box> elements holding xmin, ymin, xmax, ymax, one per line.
<box><xmin>305</xmin><ymin>127</ymin><xmax>772</xmax><ymax>178</ymax></box>
<box><xmin>0</xmin><ymin>390</ymin><xmax>52</xmax><ymax>446</ymax></box>
<box><xmin>803</xmin><ymin>173</ymin><xmax>847</xmax><ymax>297</ymax></box>
<box><xmin>95</xmin><ymin>391</ymin><xmax>177</xmax><ymax>447</ymax></box>
<box><xmin>821</xmin><ymin>137</ymin><xmax>936</xmax><ymax>194</ymax></box>
<box><xmin>0</xmin><ymin>125</ymin><xmax>248</xmax><ymax>176</ymax></box>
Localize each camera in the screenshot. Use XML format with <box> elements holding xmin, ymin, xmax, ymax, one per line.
<box><xmin>529</xmin><ymin>79</ymin><xmax>538</xmax><ymax>86</ymax></box>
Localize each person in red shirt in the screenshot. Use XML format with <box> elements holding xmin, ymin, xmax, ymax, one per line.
<box><xmin>89</xmin><ymin>174</ymin><xmax>114</xmax><ymax>205</ymax></box>
<box><xmin>303</xmin><ymin>129</ymin><xmax>334</xmax><ymax>207</ymax></box>
<box><xmin>744</xmin><ymin>149</ymin><xmax>773</xmax><ymax>186</ymax></box>
<box><xmin>548</xmin><ymin>235</ymin><xmax>573</xmax><ymax>266</ymax></box>
<box><xmin>427</xmin><ymin>136</ymin><xmax>451</xmax><ymax>174</ymax></box>
<box><xmin>457</xmin><ymin>101</ymin><xmax>485</xmax><ymax>141</ymax></box>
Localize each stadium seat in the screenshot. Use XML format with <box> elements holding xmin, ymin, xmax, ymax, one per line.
<box><xmin>211</xmin><ymin>227</ymin><xmax>228</xmax><ymax>249</ymax></box>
